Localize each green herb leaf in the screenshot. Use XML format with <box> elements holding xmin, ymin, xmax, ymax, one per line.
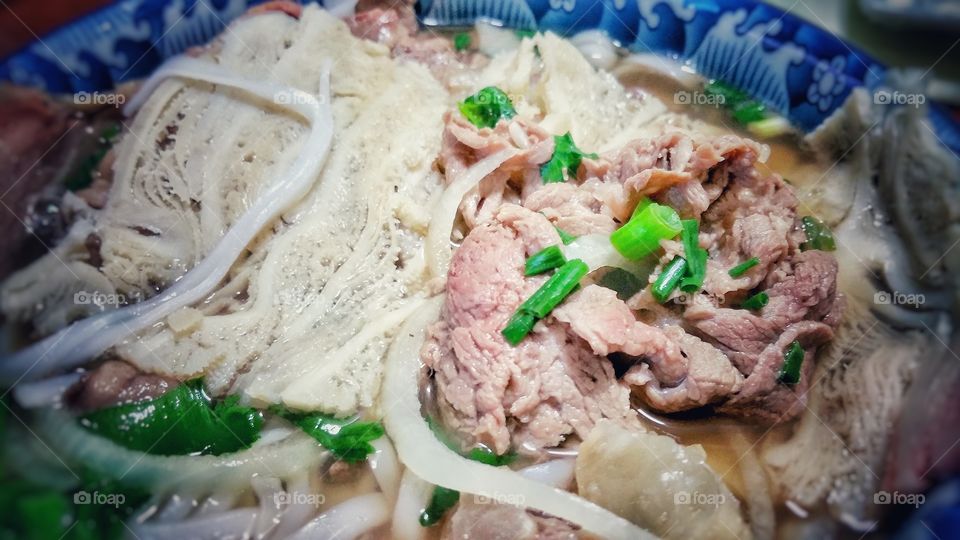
<box><xmin>272</xmin><ymin>407</ymin><xmax>384</xmax><ymax>463</ymax></box>
<box><xmin>453</xmin><ymin>32</ymin><xmax>471</xmax><ymax>51</ymax></box>
<box><xmin>728</xmin><ymin>257</ymin><xmax>760</xmax><ymax>278</ymax></box>
<box><xmin>540</xmin><ymin>132</ymin><xmax>597</xmax><ymax>183</ymax></box>
<box><xmin>704</xmin><ymin>80</ymin><xmax>769</xmax><ymax>126</ymax></box>
<box><xmin>65</xmin><ymin>123</ymin><xmax>121</xmax><ymax>191</ymax></box>
<box><xmin>79</xmin><ymin>379</ymin><xmax>262</xmax><ymax>456</ymax></box>
<box><xmin>420</xmin><ymin>486</ymin><xmax>460</xmax><ymax>527</ymax></box>
<box><xmin>778</xmin><ymin>340</ymin><xmax>805</xmax><ymax>385</ymax></box>
<box><xmin>525</xmin><ymin>245</ymin><xmax>566</xmax><ymax>276</ymax></box>
<box><xmin>741</xmin><ymin>291</ymin><xmax>769</xmax><ymax>311</ymax></box>
<box><xmin>800</xmin><ymin>216</ymin><xmax>836</xmax><ymax>251</ymax></box>
<box><xmin>458</xmin><ymin>87</ymin><xmax>516</xmax><ymax>129</ymax></box>
<box><xmin>466</xmin><ymin>447</ymin><xmax>517</xmax><ymax>467</ymax></box>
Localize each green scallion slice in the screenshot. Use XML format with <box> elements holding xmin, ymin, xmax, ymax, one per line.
<box><xmin>800</xmin><ymin>216</ymin><xmax>836</xmax><ymax>251</ymax></box>
<box><xmin>525</xmin><ymin>245</ymin><xmax>566</xmax><ymax>276</ymax></box>
<box><xmin>778</xmin><ymin>340</ymin><xmax>804</xmax><ymax>385</ymax></box>
<box><xmin>652</xmin><ymin>256</ymin><xmax>687</xmax><ymax>303</ymax></box>
<box><xmin>679</xmin><ymin>219</ymin><xmax>708</xmax><ymax>293</ymax></box>
<box><xmin>610</xmin><ymin>203</ymin><xmax>682</xmax><ymax>260</ymax></box>
<box><xmin>555</xmin><ymin>226</ymin><xmax>577</xmax><ymax>245</ymax></box>
<box><xmin>741</xmin><ymin>291</ymin><xmax>769</xmax><ymax>310</ymax></box>
<box><xmin>728</xmin><ymin>257</ymin><xmax>760</xmax><ymax>278</ymax></box>
<box><xmin>502</xmin><ymin>310</ymin><xmax>536</xmax><ymax>346</ymax></box>
<box><xmin>453</xmin><ymin>32</ymin><xmax>471</xmax><ymax>51</ymax></box>
<box><xmin>520</xmin><ymin>259</ymin><xmax>589</xmax><ymax>318</ymax></box>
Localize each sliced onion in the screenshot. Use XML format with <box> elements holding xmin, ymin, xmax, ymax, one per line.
<box><xmin>563</xmin><ymin>233</ymin><xmax>657</xmax><ymax>278</ymax></box>
<box><xmin>392</xmin><ymin>468</ymin><xmax>433</xmax><ymax>540</ymax></box>
<box><xmin>518</xmin><ymin>459</ymin><xmax>576</xmax><ymax>490</ymax></box>
<box><xmin>425</xmin><ymin>149</ymin><xmax>518</xmax><ymax>278</ymax></box>
<box><xmin>0</xmin><ymin>55</ymin><xmax>335</xmax><ymax>384</ymax></box>
<box><xmin>287</xmin><ymin>493</ymin><xmax>389</xmax><ymax>540</ymax></box>
<box><xmin>270</xmin><ymin>474</ymin><xmax>316</xmax><ymax>539</ymax></box>
<box><xmin>382</xmin><ymin>296</ymin><xmax>655</xmax><ymax>539</ymax></box>
<box><xmin>370</xmin><ymin>436</ymin><xmax>402</xmax><ymax>505</ymax></box>
<box><xmin>35</xmin><ymin>409</ymin><xmax>326</xmax><ymax>491</ymax></box>
<box><xmin>251</xmin><ymin>476</ymin><xmax>283</xmax><ymax>537</ymax></box>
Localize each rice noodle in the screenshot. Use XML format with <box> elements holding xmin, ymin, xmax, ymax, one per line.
<box><xmin>36</xmin><ymin>409</ymin><xmax>326</xmax><ymax>491</ymax></box>
<box><xmin>12</xmin><ymin>371</ymin><xmax>82</xmax><ymax>408</ymax></box>
<box><xmin>425</xmin><ymin>149</ymin><xmax>517</xmax><ymax>278</ymax></box>
<box><xmin>270</xmin><ymin>474</ymin><xmax>316</xmax><ymax>539</ymax></box>
<box><xmin>286</xmin><ymin>493</ymin><xmax>390</xmax><ymax>539</ymax></box>
<box><xmin>0</xmin><ymin>55</ymin><xmax>335</xmax><ymax>384</ymax></box>
<box><xmin>392</xmin><ymin>468</ymin><xmax>433</xmax><ymax>540</ymax></box>
<box><xmin>129</xmin><ymin>508</ymin><xmax>259</xmax><ymax>540</ymax></box>
<box><xmin>382</xmin><ymin>296</ymin><xmax>655</xmax><ymax>539</ymax></box>
<box><xmin>251</xmin><ymin>476</ymin><xmax>283</xmax><ymax>537</ymax></box>
<box><xmin>730</xmin><ymin>431</ymin><xmax>775</xmax><ymax>539</ymax></box>
<box><xmin>370</xmin><ymin>436</ymin><xmax>402</xmax><ymax>505</ymax></box>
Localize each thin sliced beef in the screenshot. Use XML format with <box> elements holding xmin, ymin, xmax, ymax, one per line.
<box><xmin>66</xmin><ymin>359</ymin><xmax>176</xmax><ymax>411</ymax></box>
<box><xmin>718</xmin><ymin>321</ymin><xmax>833</xmax><ymax>422</ymax></box>
<box><xmin>423</xmin><ymin>205</ymin><xmax>637</xmax><ymax>454</ymax></box>
<box><xmin>555</xmin><ymin>286</ymin><xmax>744</xmax><ymax>412</ymax></box>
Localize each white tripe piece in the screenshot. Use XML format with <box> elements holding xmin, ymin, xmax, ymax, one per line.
<box><xmin>114</xmin><ymin>6</ymin><xmax>449</xmax><ymax>413</ymax></box>
<box><xmin>0</xmin><ymin>27</ymin><xmax>334</xmax><ymax>384</ymax></box>
<box><xmin>478</xmin><ymin>33</ymin><xmax>667</xmax><ymax>153</ymax></box>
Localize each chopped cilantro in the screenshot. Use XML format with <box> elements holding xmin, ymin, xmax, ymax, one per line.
<box><xmin>79</xmin><ymin>379</ymin><xmax>262</xmax><ymax>456</ymax></box>
<box><xmin>458</xmin><ymin>87</ymin><xmax>516</xmax><ymax>129</ymax></box>
<box><xmin>271</xmin><ymin>407</ymin><xmax>384</xmax><ymax>463</ymax></box>
<box><xmin>540</xmin><ymin>132</ymin><xmax>597</xmax><ymax>183</ymax></box>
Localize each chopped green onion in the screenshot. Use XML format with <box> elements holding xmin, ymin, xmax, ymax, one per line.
<box><xmin>453</xmin><ymin>32</ymin><xmax>471</xmax><ymax>51</ymax></box>
<box><xmin>554</xmin><ymin>226</ymin><xmax>577</xmax><ymax>245</ymax></box>
<box><xmin>679</xmin><ymin>219</ymin><xmax>708</xmax><ymax>293</ymax></box>
<box><xmin>610</xmin><ymin>203</ymin><xmax>682</xmax><ymax>260</ymax></box>
<box><xmin>728</xmin><ymin>257</ymin><xmax>760</xmax><ymax>278</ymax></box>
<box><xmin>520</xmin><ymin>259</ymin><xmax>589</xmax><ymax>318</ymax></box>
<box><xmin>458</xmin><ymin>87</ymin><xmax>516</xmax><ymax>129</ymax></box>
<box><xmin>732</xmin><ymin>101</ymin><xmax>767</xmax><ymax>124</ymax></box>
<box><xmin>741</xmin><ymin>291</ymin><xmax>769</xmax><ymax>310</ymax></box>
<box><xmin>525</xmin><ymin>245</ymin><xmax>566</xmax><ymax>276</ymax></box>
<box><xmin>630</xmin><ymin>196</ymin><xmax>653</xmax><ymax>220</ymax></box>
<box><xmin>540</xmin><ymin>132</ymin><xmax>598</xmax><ymax>183</ymax></box>
<box><xmin>597</xmin><ymin>267</ymin><xmax>645</xmax><ymax>301</ymax></box>
<box><xmin>515</xmin><ymin>29</ymin><xmax>536</xmax><ymax>39</ymax></box>
<box><xmin>704</xmin><ymin>80</ymin><xmax>769</xmax><ymax>126</ymax></box>
<box><xmin>420</xmin><ymin>486</ymin><xmax>459</xmax><ymax>526</ymax></box>
<box><xmin>778</xmin><ymin>340</ymin><xmax>804</xmax><ymax>385</ymax></box>
<box><xmin>652</xmin><ymin>256</ymin><xmax>687</xmax><ymax>303</ymax></box>
<box><xmin>800</xmin><ymin>216</ymin><xmax>836</xmax><ymax>251</ymax></box>
<box><xmin>466</xmin><ymin>447</ymin><xmax>517</xmax><ymax>466</ymax></box>
<box><xmin>747</xmin><ymin>116</ymin><xmax>792</xmax><ymax>138</ymax></box>
<box><xmin>502</xmin><ymin>310</ymin><xmax>536</xmax><ymax>345</ymax></box>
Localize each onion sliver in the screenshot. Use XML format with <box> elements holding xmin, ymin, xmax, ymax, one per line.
<box><xmin>382</xmin><ymin>296</ymin><xmax>655</xmax><ymax>539</ymax></box>
<box><xmin>13</xmin><ymin>371</ymin><xmax>82</xmax><ymax>408</ymax></box>
<box><xmin>0</xmin><ymin>55</ymin><xmax>335</xmax><ymax>384</ymax></box>
<box><xmin>425</xmin><ymin>149</ymin><xmax>517</xmax><ymax>278</ymax></box>
<box><xmin>392</xmin><ymin>468</ymin><xmax>433</xmax><ymax>540</ymax></box>
<box><xmin>370</xmin><ymin>436</ymin><xmax>402</xmax><ymax>505</ymax></box>
<box><xmin>35</xmin><ymin>409</ymin><xmax>326</xmax><ymax>491</ymax></box>
<box><xmin>287</xmin><ymin>493</ymin><xmax>389</xmax><ymax>540</ymax></box>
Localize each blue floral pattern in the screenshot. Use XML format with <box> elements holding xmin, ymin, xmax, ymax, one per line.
<box><xmin>807</xmin><ymin>56</ymin><xmax>847</xmax><ymax>113</ymax></box>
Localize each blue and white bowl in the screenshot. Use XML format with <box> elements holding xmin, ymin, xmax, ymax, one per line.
<box><xmin>1</xmin><ymin>0</ymin><xmax>957</xmax><ymax>149</ymax></box>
